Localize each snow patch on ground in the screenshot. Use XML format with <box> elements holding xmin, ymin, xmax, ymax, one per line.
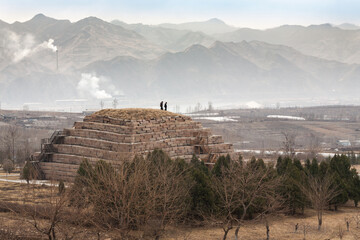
<box><xmin>267</xmin><ymin>115</ymin><xmax>305</xmax><ymax>120</ymax></box>
<box><xmin>186</xmin><ymin>112</ymin><xmax>219</xmax><ymax>116</ymax></box>
<box><xmin>193</xmin><ymin>116</ymin><xmax>238</xmax><ymax>122</ymax></box>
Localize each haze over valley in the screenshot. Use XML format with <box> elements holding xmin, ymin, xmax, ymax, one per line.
<box><xmin>1</xmin><ymin>14</ymin><xmax>360</xmax><ymax>111</ymax></box>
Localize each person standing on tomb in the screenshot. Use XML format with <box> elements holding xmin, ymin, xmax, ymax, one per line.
<box><xmin>164</xmin><ymin>102</ymin><xmax>167</xmax><ymax>111</ymax></box>
<box><xmin>160</xmin><ymin>101</ymin><xmax>163</xmax><ymax>110</ymax></box>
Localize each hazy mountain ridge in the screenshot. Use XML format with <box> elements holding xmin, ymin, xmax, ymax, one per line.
<box><xmin>159</xmin><ymin>18</ymin><xmax>237</xmax><ymax>35</ymax></box>
<box><xmin>216</xmin><ymin>24</ymin><xmax>360</xmax><ymax>64</ymax></box>
<box><xmin>335</xmin><ymin>23</ymin><xmax>360</xmax><ymax>30</ymax></box>
<box><xmin>83</xmin><ymin>41</ymin><xmax>360</xmax><ymax>102</ymax></box>
<box><xmin>11</xmin><ymin>14</ymin><xmax>72</xmax><ymax>38</ymax></box>
<box><xmin>111</xmin><ymin>20</ymin><xmax>215</xmax><ymax>52</ymax></box>
<box><xmin>1</xmin><ymin>14</ymin><xmax>360</xmax><ymax>107</ymax></box>
<box><xmin>0</xmin><ymin>14</ymin><xmax>164</xmax><ymax>71</ymax></box>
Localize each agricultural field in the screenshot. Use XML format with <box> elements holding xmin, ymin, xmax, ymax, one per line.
<box><xmin>198</xmin><ymin>106</ymin><xmax>360</xmax><ymax>158</ymax></box>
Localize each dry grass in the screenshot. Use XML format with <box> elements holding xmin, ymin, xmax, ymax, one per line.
<box><xmin>163</xmin><ymin>207</ymin><xmax>360</xmax><ymax>240</ymax></box>
<box><xmin>90</xmin><ymin>108</ymin><xmax>185</xmax><ymax>120</ymax></box>
<box><xmin>1</xmin><ymin>170</ymin><xmax>360</xmax><ymax>239</ymax></box>
<box><xmin>0</xmin><ymin>170</ymin><xmax>59</xmax><ymax>205</ymax></box>
<box><xmin>0</xmin><ymin>181</ymin><xmax>55</xmax><ymax>205</ymax></box>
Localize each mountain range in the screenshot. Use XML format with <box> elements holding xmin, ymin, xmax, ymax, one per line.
<box><xmin>1</xmin><ymin>14</ymin><xmax>360</xmax><ymax>107</ymax></box>
<box><xmin>216</xmin><ymin>24</ymin><xmax>360</xmax><ymax>64</ymax></box>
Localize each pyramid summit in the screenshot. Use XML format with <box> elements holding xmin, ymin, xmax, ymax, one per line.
<box><xmin>89</xmin><ymin>108</ymin><xmax>184</xmax><ymax>120</ymax></box>
<box><xmin>35</xmin><ymin>108</ymin><xmax>234</xmax><ymax>181</ymax></box>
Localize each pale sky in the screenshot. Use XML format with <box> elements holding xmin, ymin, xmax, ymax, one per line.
<box><xmin>1</xmin><ymin>0</ymin><xmax>360</xmax><ymax>29</ymax></box>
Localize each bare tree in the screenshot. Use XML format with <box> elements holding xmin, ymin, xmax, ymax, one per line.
<box><xmin>282</xmin><ymin>131</ymin><xmax>296</xmax><ymax>157</ymax></box>
<box><xmin>195</xmin><ymin>102</ymin><xmax>202</xmax><ymax>112</ymax></box>
<box><xmin>72</xmin><ymin>154</ymin><xmax>191</xmax><ymax>238</ymax></box>
<box><xmin>345</xmin><ymin>217</ymin><xmax>350</xmax><ymax>231</ymax></box>
<box><xmin>337</xmin><ymin>225</ymin><xmax>345</xmax><ymax>239</ymax></box>
<box><xmin>298</xmin><ymin>172</ymin><xmax>340</xmax><ymax>230</ymax></box>
<box><xmin>353</xmin><ymin>212</ymin><xmax>360</xmax><ymax>228</ymax></box>
<box><xmin>208</xmin><ymin>101</ymin><xmax>213</xmax><ymax>112</ymax></box>
<box><xmin>307</xmin><ymin>133</ymin><xmax>321</xmax><ymax>159</ymax></box>
<box><xmin>30</xmin><ymin>190</ymin><xmax>68</xmax><ymax>240</ymax></box>
<box><xmin>1</xmin><ymin>125</ymin><xmax>20</xmax><ymax>164</ymax></box>
<box><xmin>17</xmin><ymin>132</ymin><xmax>32</xmax><ymax>165</ymax></box>
<box><xmin>301</xmin><ymin>223</ymin><xmax>311</xmax><ymax>240</ymax></box>
<box><xmin>211</xmin><ymin>160</ymin><xmax>283</xmax><ymax>240</ymax></box>
<box><xmin>112</xmin><ymin>98</ymin><xmax>118</xmax><ymax>109</ymax></box>
<box><xmin>175</xmin><ymin>105</ymin><xmax>180</xmax><ymax>113</ymax></box>
<box><xmin>3</xmin><ymin>159</ymin><xmax>14</xmax><ymax>174</ymax></box>
<box><xmin>4</xmin><ymin>182</ymin><xmax>88</xmax><ymax>240</ymax></box>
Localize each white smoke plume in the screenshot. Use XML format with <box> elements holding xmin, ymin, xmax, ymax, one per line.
<box><xmin>0</xmin><ymin>30</ymin><xmax>58</xmax><ymax>62</ymax></box>
<box><xmin>77</xmin><ymin>73</ymin><xmax>113</xmax><ymax>99</ymax></box>
<box><xmin>1</xmin><ymin>30</ymin><xmax>35</xmax><ymax>62</ymax></box>
<box><xmin>40</xmin><ymin>38</ymin><xmax>57</xmax><ymax>52</ymax></box>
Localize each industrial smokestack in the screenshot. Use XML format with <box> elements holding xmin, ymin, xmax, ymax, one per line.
<box><xmin>56</xmin><ymin>49</ymin><xmax>58</xmax><ymax>71</ymax></box>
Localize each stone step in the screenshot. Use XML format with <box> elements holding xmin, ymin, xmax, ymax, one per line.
<box><xmin>53</xmin><ymin>144</ymin><xmax>133</xmax><ymax>161</ymax></box>
<box><xmin>39</xmin><ymin>162</ymin><xmax>78</xmax><ymax>182</ymax></box>
<box><xmin>83</xmin><ymin>115</ymin><xmax>194</xmax><ymax>127</ymax></box>
<box><xmin>62</xmin><ymin>135</ymin><xmax>198</xmax><ymax>153</ymax></box>
<box><xmin>51</xmin><ymin>140</ymin><xmax>232</xmax><ymax>162</ymax></box>
<box><xmin>51</xmin><ymin>153</ymin><xmax>122</xmax><ymax>166</ymax></box>
<box><xmin>65</xmin><ymin>128</ymin><xmax>217</xmax><ymax>143</ymax></box>
<box><xmin>74</xmin><ymin>121</ymin><xmax>203</xmax><ymax>135</ymax></box>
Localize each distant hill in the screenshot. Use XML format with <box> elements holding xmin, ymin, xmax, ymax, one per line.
<box><xmin>215</xmin><ymin>24</ymin><xmax>360</xmax><ymax>64</ymax></box>
<box><xmin>0</xmin><ymin>19</ymin><xmax>9</xmax><ymax>28</ymax></box>
<box><xmin>159</xmin><ymin>18</ymin><xmax>237</xmax><ymax>35</ymax></box>
<box><xmin>1</xmin><ymin>14</ymin><xmax>360</xmax><ymax>106</ymax></box>
<box><xmin>111</xmin><ymin>20</ymin><xmax>215</xmax><ymax>52</ymax></box>
<box><xmin>83</xmin><ymin>41</ymin><xmax>360</xmax><ymax>101</ymax></box>
<box><xmin>1</xmin><ymin>14</ymin><xmax>164</xmax><ymax>71</ymax></box>
<box><xmin>335</xmin><ymin>23</ymin><xmax>360</xmax><ymax>30</ymax></box>
<box><xmin>10</xmin><ymin>13</ymin><xmax>72</xmax><ymax>37</ymax></box>
<box><xmin>0</xmin><ymin>59</ymin><xmax>77</xmax><ymax>104</ymax></box>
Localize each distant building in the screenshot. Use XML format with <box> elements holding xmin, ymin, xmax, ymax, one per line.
<box><xmin>1</xmin><ymin>115</ymin><xmax>16</xmax><ymax>122</ymax></box>
<box><xmin>337</xmin><ymin>140</ymin><xmax>351</xmax><ymax>147</ymax></box>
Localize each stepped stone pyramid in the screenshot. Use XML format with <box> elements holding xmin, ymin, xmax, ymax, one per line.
<box><xmin>35</xmin><ymin>109</ymin><xmax>234</xmax><ymax>181</ymax></box>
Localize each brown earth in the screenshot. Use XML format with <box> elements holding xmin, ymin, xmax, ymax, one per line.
<box><xmin>90</xmin><ymin>108</ymin><xmax>184</xmax><ymax>120</ymax></box>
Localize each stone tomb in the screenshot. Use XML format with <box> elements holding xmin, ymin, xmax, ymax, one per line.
<box><xmin>35</xmin><ymin>109</ymin><xmax>234</xmax><ymax>181</ymax></box>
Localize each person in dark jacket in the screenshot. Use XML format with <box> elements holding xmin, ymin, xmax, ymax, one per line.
<box><xmin>164</xmin><ymin>102</ymin><xmax>167</xmax><ymax>111</ymax></box>
<box><xmin>160</xmin><ymin>101</ymin><xmax>163</xmax><ymax>110</ymax></box>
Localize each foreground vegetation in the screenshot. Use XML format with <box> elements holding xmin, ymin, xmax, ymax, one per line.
<box><xmin>1</xmin><ymin>150</ymin><xmax>360</xmax><ymax>239</ymax></box>
<box><xmin>10</xmin><ymin>150</ymin><xmax>360</xmax><ymax>239</ymax></box>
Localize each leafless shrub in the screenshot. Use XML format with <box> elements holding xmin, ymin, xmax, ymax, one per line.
<box><xmin>337</xmin><ymin>225</ymin><xmax>345</xmax><ymax>239</ymax></box>
<box><xmin>307</xmin><ymin>133</ymin><xmax>321</xmax><ymax>159</ymax></box>
<box><xmin>0</xmin><ymin>228</ymin><xmax>21</xmax><ymax>240</ymax></box>
<box><xmin>1</xmin><ymin>125</ymin><xmax>20</xmax><ymax>164</ymax></box>
<box><xmin>2</xmin><ymin>183</ymin><xmax>90</xmax><ymax>240</ymax></box>
<box><xmin>3</xmin><ymin>159</ymin><xmax>14</xmax><ymax>174</ymax></box>
<box><xmin>353</xmin><ymin>212</ymin><xmax>360</xmax><ymax>228</ymax></box>
<box><xmin>71</xmin><ymin>152</ymin><xmax>192</xmax><ymax>238</ymax></box>
<box><xmin>345</xmin><ymin>217</ymin><xmax>350</xmax><ymax>231</ymax></box>
<box><xmin>298</xmin><ymin>172</ymin><xmax>340</xmax><ymax>231</ymax></box>
<box><xmin>302</xmin><ymin>223</ymin><xmax>311</xmax><ymax>240</ymax></box>
<box><xmin>282</xmin><ymin>131</ymin><xmax>297</xmax><ymax>157</ymax></box>
<box><xmin>210</xmin><ymin>159</ymin><xmax>283</xmax><ymax>240</ymax></box>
